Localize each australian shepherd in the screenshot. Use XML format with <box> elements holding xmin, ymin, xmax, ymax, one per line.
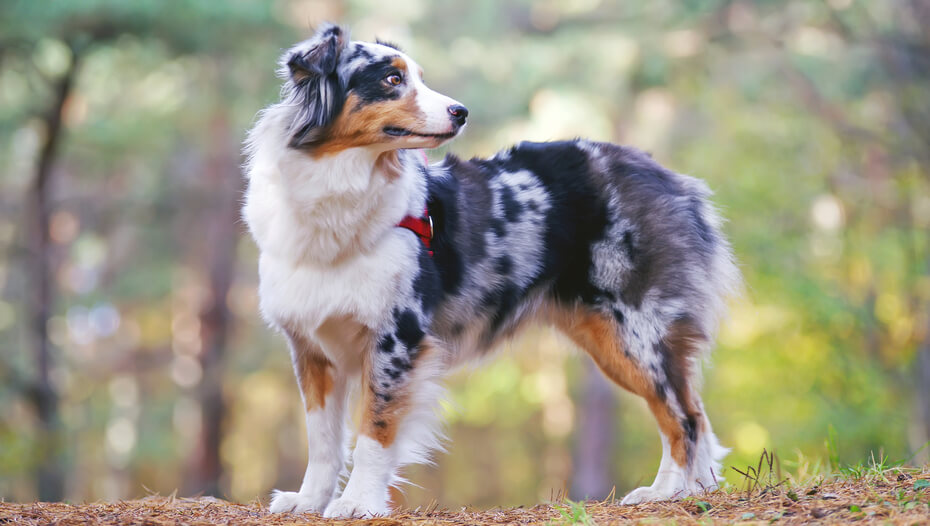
<box><xmin>243</xmin><ymin>24</ymin><xmax>740</xmax><ymax>518</ymax></box>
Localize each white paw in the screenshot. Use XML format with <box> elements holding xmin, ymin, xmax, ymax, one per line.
<box><xmin>323</xmin><ymin>496</ymin><xmax>388</xmax><ymax>519</ymax></box>
<box><xmin>620</xmin><ymin>485</ymin><xmax>688</xmax><ymax>505</ymax></box>
<box><xmin>268</xmin><ymin>489</ymin><xmax>329</xmax><ymax>514</ymax></box>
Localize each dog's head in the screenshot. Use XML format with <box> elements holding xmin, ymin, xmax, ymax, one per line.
<box><xmin>280</xmin><ymin>24</ymin><xmax>467</xmax><ymax>156</ymax></box>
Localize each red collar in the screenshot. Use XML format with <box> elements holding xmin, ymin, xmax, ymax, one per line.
<box><xmin>397</xmin><ymin>206</ymin><xmax>433</xmax><ymax>256</ymax></box>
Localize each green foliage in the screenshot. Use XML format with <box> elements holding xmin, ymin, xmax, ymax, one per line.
<box><xmin>552</xmin><ymin>499</ymin><xmax>596</xmax><ymax>526</ymax></box>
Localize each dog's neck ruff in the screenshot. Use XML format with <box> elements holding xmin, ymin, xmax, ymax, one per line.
<box><xmin>396</xmin><ymin>150</ymin><xmax>433</xmax><ymax>256</ymax></box>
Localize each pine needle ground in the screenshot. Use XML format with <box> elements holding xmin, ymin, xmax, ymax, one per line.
<box><xmin>2</xmin><ymin>462</ymin><xmax>928</xmax><ymax>525</ymax></box>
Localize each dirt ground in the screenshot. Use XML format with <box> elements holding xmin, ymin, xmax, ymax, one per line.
<box><xmin>2</xmin><ymin>470</ymin><xmax>928</xmax><ymax>525</ymax></box>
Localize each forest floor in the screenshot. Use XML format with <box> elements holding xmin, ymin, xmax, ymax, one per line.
<box><xmin>2</xmin><ymin>461</ymin><xmax>928</xmax><ymax>525</ymax></box>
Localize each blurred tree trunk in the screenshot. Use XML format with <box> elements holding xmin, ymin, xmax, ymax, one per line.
<box><xmin>570</xmin><ymin>359</ymin><xmax>617</xmax><ymax>500</ymax></box>
<box><xmin>188</xmin><ymin>111</ymin><xmax>243</xmax><ymax>497</ymax></box>
<box><xmin>28</xmin><ymin>45</ymin><xmax>79</xmax><ymax>502</ymax></box>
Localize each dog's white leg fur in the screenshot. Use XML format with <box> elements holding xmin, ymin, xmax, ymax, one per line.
<box><xmin>323</xmin><ymin>435</ymin><xmax>394</xmax><ymax>518</ymax></box>
<box><xmin>621</xmin><ymin>433</ymin><xmax>687</xmax><ymax>504</ymax></box>
<box><xmin>621</xmin><ymin>419</ymin><xmax>728</xmax><ymax>505</ymax></box>
<box><xmin>691</xmin><ymin>417</ymin><xmax>729</xmax><ymax>491</ymax></box>
<box><xmin>322</xmin><ymin>346</ymin><xmax>446</xmax><ymax>518</ymax></box>
<box><xmin>269</xmin><ymin>373</ymin><xmax>349</xmax><ymax>514</ymax></box>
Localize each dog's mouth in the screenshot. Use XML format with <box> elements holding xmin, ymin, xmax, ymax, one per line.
<box><xmin>383</xmin><ymin>126</ymin><xmax>458</xmax><ymax>140</ymax></box>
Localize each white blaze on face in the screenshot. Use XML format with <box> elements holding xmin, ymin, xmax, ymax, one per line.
<box><xmin>401</xmin><ymin>54</ymin><xmax>465</xmax><ymax>134</ymax></box>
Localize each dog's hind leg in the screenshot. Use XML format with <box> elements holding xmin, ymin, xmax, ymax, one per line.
<box><xmin>269</xmin><ymin>328</ymin><xmax>349</xmax><ymax>514</ymax></box>
<box><xmin>323</xmin><ymin>325</ymin><xmax>445</xmax><ymax>519</ymax></box>
<box><xmin>556</xmin><ymin>308</ymin><xmax>727</xmax><ymax>504</ymax></box>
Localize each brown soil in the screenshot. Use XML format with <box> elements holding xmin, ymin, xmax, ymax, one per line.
<box><xmin>2</xmin><ymin>471</ymin><xmax>928</xmax><ymax>525</ymax></box>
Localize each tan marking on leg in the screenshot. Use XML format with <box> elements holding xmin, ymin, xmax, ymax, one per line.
<box><xmin>554</xmin><ymin>308</ymin><xmax>700</xmax><ymax>467</ymax></box>
<box><xmin>297</xmin><ymin>350</ymin><xmax>334</xmax><ymax>411</ymax></box>
<box><xmin>281</xmin><ymin>323</ymin><xmax>334</xmax><ymax>412</ymax></box>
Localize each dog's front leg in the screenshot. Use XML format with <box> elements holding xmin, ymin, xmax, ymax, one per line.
<box><xmin>269</xmin><ymin>330</ymin><xmax>348</xmax><ymax>514</ymax></box>
<box><xmin>323</xmin><ymin>327</ymin><xmax>443</xmax><ymax>519</ymax></box>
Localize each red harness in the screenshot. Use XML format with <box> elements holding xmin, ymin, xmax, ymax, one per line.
<box><xmin>396</xmin><ymin>150</ymin><xmax>434</xmax><ymax>256</ymax></box>
<box><xmin>397</xmin><ymin>207</ymin><xmax>433</xmax><ymax>256</ymax></box>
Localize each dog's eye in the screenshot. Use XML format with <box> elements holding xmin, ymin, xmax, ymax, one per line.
<box><xmin>385</xmin><ymin>73</ymin><xmax>403</xmax><ymax>86</ymax></box>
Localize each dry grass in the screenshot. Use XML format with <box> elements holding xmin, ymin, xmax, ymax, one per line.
<box><xmin>2</xmin><ymin>463</ymin><xmax>928</xmax><ymax>525</ymax></box>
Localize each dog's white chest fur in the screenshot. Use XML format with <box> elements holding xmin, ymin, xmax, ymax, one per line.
<box><xmin>243</xmin><ymin>107</ymin><xmax>425</xmax><ymax>355</ymax></box>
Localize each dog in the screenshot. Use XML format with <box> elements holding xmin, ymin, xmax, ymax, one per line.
<box><xmin>243</xmin><ymin>24</ymin><xmax>740</xmax><ymax>518</ymax></box>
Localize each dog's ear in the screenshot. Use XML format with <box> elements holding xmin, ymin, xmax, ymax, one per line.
<box><xmin>282</xmin><ymin>24</ymin><xmax>348</xmax><ymax>148</ymax></box>
<box><xmin>287</xmin><ymin>24</ymin><xmax>344</xmax><ymax>83</ymax></box>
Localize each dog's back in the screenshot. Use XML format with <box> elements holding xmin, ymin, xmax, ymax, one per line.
<box><xmin>427</xmin><ymin>140</ymin><xmax>738</xmax><ymax>357</ymax></box>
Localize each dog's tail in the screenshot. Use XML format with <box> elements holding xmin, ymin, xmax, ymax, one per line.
<box><xmin>686</xmin><ymin>176</ymin><xmax>743</xmax><ymax>343</ymax></box>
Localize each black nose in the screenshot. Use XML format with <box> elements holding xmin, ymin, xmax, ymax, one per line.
<box><xmin>448</xmin><ymin>104</ymin><xmax>468</xmax><ymax>126</ymax></box>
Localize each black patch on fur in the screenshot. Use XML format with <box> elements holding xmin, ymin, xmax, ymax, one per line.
<box><xmin>683</xmin><ymin>415</ymin><xmax>698</xmax><ymax>444</ymax></box>
<box><xmin>492</xmin><ymin>141</ymin><xmax>609</xmax><ymax>304</ymax></box>
<box><xmin>427</xmin><ymin>173</ymin><xmax>463</xmax><ymax>295</ymax></box>
<box><xmin>384</xmin><ymin>368</ymin><xmax>401</xmax><ymax>380</ymax></box>
<box><xmin>377</xmin><ymin>334</ymin><xmax>395</xmax><ymax>353</ymax></box>
<box><xmin>495</xmin><ymin>256</ymin><xmax>513</xmax><ymax>276</ymax></box>
<box><xmin>428</xmin><ymin>159</ymin><xmax>495</xmax><ymax>296</ymax></box>
<box><xmin>489</xmin><ymin>218</ymin><xmax>506</xmax><ymax>238</ymax></box>
<box><xmin>373</xmin><ymin>419</ymin><xmax>387</xmax><ymax>428</ymax></box>
<box><xmin>346</xmin><ymin>44</ymin><xmax>374</xmax><ymax>62</ymax></box>
<box><xmin>498</xmin><ymin>185</ymin><xmax>523</xmax><ymax>223</ymax></box>
<box><xmin>394</xmin><ymin>309</ymin><xmax>424</xmax><ymax>352</ymax></box>
<box><xmin>413</xmin><ymin>247</ymin><xmax>441</xmax><ymax>314</ymax></box>
<box><xmin>391</xmin><ymin>356</ymin><xmax>411</xmax><ymax>372</ymax></box>
<box><xmin>347</xmin><ymin>56</ymin><xmax>403</xmax><ymax>105</ymax></box>
<box><xmin>621</xmin><ymin>230</ymin><xmax>636</xmax><ymax>260</ymax></box>
<box><xmin>611</xmin><ymin>308</ymin><xmax>625</xmax><ymax>325</ymax></box>
<box><xmin>655</xmin><ymin>340</ymin><xmax>681</xmax><ymax>398</ymax></box>
<box><xmin>654</xmin><ymin>381</ymin><xmax>667</xmax><ymax>402</ymax></box>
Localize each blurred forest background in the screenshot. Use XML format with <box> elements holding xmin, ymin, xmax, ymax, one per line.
<box><xmin>1</xmin><ymin>0</ymin><xmax>929</xmax><ymax>510</ymax></box>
